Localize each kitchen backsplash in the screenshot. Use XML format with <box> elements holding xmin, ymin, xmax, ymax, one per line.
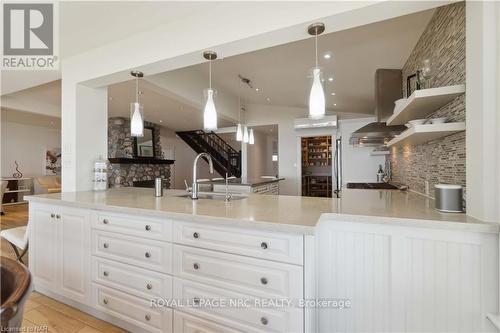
<box><xmin>390</xmin><ymin>2</ymin><xmax>466</xmax><ymax>199</ymax></box>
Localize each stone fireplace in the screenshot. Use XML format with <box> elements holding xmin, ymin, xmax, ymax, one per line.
<box><xmin>108</xmin><ymin>117</ymin><xmax>174</xmax><ymax>188</ymax></box>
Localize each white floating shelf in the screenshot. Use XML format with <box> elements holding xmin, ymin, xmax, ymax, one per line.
<box><xmin>5</xmin><ymin>189</ymin><xmax>31</xmax><ymax>193</ymax></box>
<box><xmin>387</xmin><ymin>122</ymin><xmax>465</xmax><ymax>147</ymax></box>
<box><xmin>387</xmin><ymin>84</ymin><xmax>465</xmax><ymax>126</ymax></box>
<box><xmin>370</xmin><ymin>150</ymin><xmax>391</xmax><ymax>156</ymax></box>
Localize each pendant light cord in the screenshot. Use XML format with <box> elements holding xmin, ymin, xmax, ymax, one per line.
<box><xmin>238</xmin><ymin>78</ymin><xmax>241</xmax><ymax>123</ymax></box>
<box><xmin>135</xmin><ymin>76</ymin><xmax>139</xmax><ymax>103</ymax></box>
<box><xmin>209</xmin><ymin>60</ymin><xmax>212</xmax><ymax>89</ymax></box>
<box><xmin>315</xmin><ymin>32</ymin><xmax>318</xmax><ymax>68</ymax></box>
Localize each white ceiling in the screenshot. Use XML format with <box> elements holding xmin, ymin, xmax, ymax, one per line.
<box><xmin>1</xmin><ymin>109</ymin><xmax>60</xmax><ymax>129</ymax></box>
<box><xmin>188</xmin><ymin>9</ymin><xmax>434</xmax><ymax>115</ymax></box>
<box><xmin>7</xmin><ymin>80</ymin><xmax>61</xmax><ymax>106</ymax></box>
<box><xmin>107</xmin><ymin>80</ymin><xmax>234</xmax><ymax>131</ymax></box>
<box><xmin>59</xmin><ymin>2</ymin><xmax>213</xmax><ymax>59</ymax></box>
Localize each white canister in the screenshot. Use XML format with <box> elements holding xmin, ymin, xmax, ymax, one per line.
<box><xmin>93</xmin><ymin>157</ymin><xmax>108</xmax><ymax>191</ymax></box>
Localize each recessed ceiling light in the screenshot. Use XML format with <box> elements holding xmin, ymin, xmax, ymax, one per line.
<box><xmin>328</xmin><ymin>77</ymin><xmax>333</xmax><ymax>82</ymax></box>
<box><xmin>333</xmin><ymin>103</ymin><xmax>337</xmax><ymax>106</ymax></box>
<box><xmin>266</xmin><ymin>97</ymin><xmax>271</xmax><ymax>102</ymax></box>
<box><xmin>331</xmin><ymin>92</ymin><xmax>336</xmax><ymax>96</ymax></box>
<box><xmin>323</xmin><ymin>52</ymin><xmax>332</xmax><ymax>59</ymax></box>
<box><xmin>255</xmin><ymin>88</ymin><xmax>259</xmax><ymax>92</ymax></box>
<box><xmin>159</xmin><ymin>120</ymin><xmax>163</xmax><ymax>123</ymax></box>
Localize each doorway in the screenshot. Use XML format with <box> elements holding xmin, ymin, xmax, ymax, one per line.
<box><xmin>301</xmin><ymin>135</ymin><xmax>333</xmax><ymax>197</ymax></box>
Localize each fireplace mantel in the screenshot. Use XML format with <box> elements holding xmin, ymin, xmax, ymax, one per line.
<box><xmin>108</xmin><ymin>158</ymin><xmax>175</xmax><ymax>165</ymax></box>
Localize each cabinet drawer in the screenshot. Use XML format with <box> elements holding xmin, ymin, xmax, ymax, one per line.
<box><xmin>252</xmin><ymin>185</ymin><xmax>270</xmax><ymax>194</ymax></box>
<box><xmin>173</xmin><ymin>245</ymin><xmax>303</xmax><ymax>299</ymax></box>
<box><xmin>173</xmin><ymin>221</ymin><xmax>303</xmax><ymax>265</ymax></box>
<box><xmin>93</xmin><ymin>284</ymin><xmax>172</xmax><ymax>333</ymax></box>
<box><xmin>92</xmin><ymin>257</ymin><xmax>172</xmax><ymax>299</ymax></box>
<box><xmin>94</xmin><ymin>212</ymin><xmax>172</xmax><ymax>241</ymax></box>
<box><xmin>174</xmin><ymin>311</ymin><xmax>243</xmax><ymax>333</ymax></box>
<box><xmin>173</xmin><ymin>278</ymin><xmax>303</xmax><ymax>333</ymax></box>
<box><xmin>92</xmin><ymin>230</ymin><xmax>172</xmax><ymax>274</ymax></box>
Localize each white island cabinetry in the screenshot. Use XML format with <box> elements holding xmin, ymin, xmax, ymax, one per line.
<box><xmin>30</xmin><ymin>203</ymin><xmax>91</xmax><ymax>305</ymax></box>
<box><xmin>28</xmin><ymin>188</ymin><xmax>498</xmax><ymax>333</ymax></box>
<box><xmin>29</xmin><ymin>202</ymin><xmax>305</xmax><ymax>333</ymax></box>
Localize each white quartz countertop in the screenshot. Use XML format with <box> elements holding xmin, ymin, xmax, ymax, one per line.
<box><xmin>26</xmin><ymin>188</ymin><xmax>498</xmax><ymax>234</ymax></box>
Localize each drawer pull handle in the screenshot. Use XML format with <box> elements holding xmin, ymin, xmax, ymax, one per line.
<box><xmin>193</xmin><ymin>263</ymin><xmax>199</xmax><ymax>270</ymax></box>
<box><xmin>103</xmin><ymin>219</ymin><xmax>109</xmax><ymax>224</ymax></box>
<box><xmin>103</xmin><ymin>298</ymin><xmax>108</xmax><ymax>305</ymax></box>
<box><xmin>193</xmin><ymin>297</ymin><xmax>200</xmax><ymax>305</ymax></box>
<box><xmin>145</xmin><ymin>225</ymin><xmax>151</xmax><ymax>231</ymax></box>
<box><xmin>103</xmin><ymin>271</ymin><xmax>109</xmax><ymax>277</ymax></box>
<box><xmin>261</xmin><ymin>317</ymin><xmax>268</xmax><ymax>325</ymax></box>
<box><xmin>50</xmin><ymin>213</ymin><xmax>55</xmax><ymax>218</ymax></box>
<box><xmin>145</xmin><ymin>252</ymin><xmax>151</xmax><ymax>258</ymax></box>
<box><xmin>260</xmin><ymin>277</ymin><xmax>268</xmax><ymax>285</ymax></box>
<box><xmin>261</xmin><ymin>242</ymin><xmax>268</xmax><ymax>250</ymax></box>
<box><xmin>193</xmin><ymin>232</ymin><xmax>199</xmax><ymax>239</ymax></box>
<box><xmin>146</xmin><ymin>283</ymin><xmax>153</xmax><ymax>290</ymax></box>
<box><xmin>103</xmin><ymin>243</ymin><xmax>109</xmax><ymax>249</ymax></box>
<box><xmin>145</xmin><ymin>314</ymin><xmax>151</xmax><ymax>321</ymax></box>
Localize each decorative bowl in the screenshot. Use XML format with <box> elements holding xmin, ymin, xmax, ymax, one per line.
<box><xmin>428</xmin><ymin>117</ymin><xmax>447</xmax><ymax>124</ymax></box>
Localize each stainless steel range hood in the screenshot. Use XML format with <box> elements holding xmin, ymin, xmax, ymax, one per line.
<box><xmin>350</xmin><ymin>69</ymin><xmax>407</xmax><ymax>147</ymax></box>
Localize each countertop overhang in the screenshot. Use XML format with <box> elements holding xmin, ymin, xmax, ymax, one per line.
<box><xmin>25</xmin><ymin>188</ymin><xmax>498</xmax><ymax>235</ymax></box>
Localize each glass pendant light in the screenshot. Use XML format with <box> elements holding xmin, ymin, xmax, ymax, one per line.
<box><xmin>236</xmin><ymin>123</ymin><xmax>243</xmax><ymax>141</ymax></box>
<box><xmin>308</xmin><ymin>22</ymin><xmax>326</xmax><ymax>119</ymax></box>
<box><xmin>130</xmin><ymin>71</ymin><xmax>144</xmax><ymax>137</ymax></box>
<box><xmin>249</xmin><ymin>128</ymin><xmax>255</xmax><ymax>145</ymax></box>
<box><xmin>203</xmin><ymin>51</ymin><xmax>218</xmax><ymax>131</ymax></box>
<box><xmin>243</xmin><ymin>125</ymin><xmax>249</xmax><ymax>143</ymax></box>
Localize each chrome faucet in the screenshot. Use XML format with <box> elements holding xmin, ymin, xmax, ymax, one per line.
<box><xmin>191</xmin><ymin>153</ymin><xmax>214</xmax><ymax>200</ymax></box>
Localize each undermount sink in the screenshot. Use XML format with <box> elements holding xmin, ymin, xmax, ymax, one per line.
<box><xmin>175</xmin><ymin>192</ymin><xmax>248</xmax><ymax>201</ymax></box>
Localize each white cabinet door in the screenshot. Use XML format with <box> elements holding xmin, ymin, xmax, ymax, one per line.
<box><xmin>32</xmin><ymin>204</ymin><xmax>59</xmax><ymax>290</ymax></box>
<box><xmin>59</xmin><ymin>207</ymin><xmax>90</xmax><ymax>304</ymax></box>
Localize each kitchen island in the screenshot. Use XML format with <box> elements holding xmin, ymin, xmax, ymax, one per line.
<box><xmin>206</xmin><ymin>177</ymin><xmax>284</xmax><ymax>195</ymax></box>
<box><xmin>26</xmin><ymin>188</ymin><xmax>498</xmax><ymax>333</ymax></box>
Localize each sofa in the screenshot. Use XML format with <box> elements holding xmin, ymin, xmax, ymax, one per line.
<box><xmin>34</xmin><ymin>176</ymin><xmax>61</xmax><ymax>194</ymax></box>
<box><xmin>1</xmin><ymin>181</ymin><xmax>7</xmax><ymax>214</ymax></box>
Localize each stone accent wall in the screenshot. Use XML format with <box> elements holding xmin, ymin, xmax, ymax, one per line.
<box><xmin>108</xmin><ymin>117</ymin><xmax>170</xmax><ymax>188</ymax></box>
<box><xmin>108</xmin><ymin>117</ymin><xmax>162</xmax><ymax>158</ymax></box>
<box><xmin>108</xmin><ymin>164</ymin><xmax>171</xmax><ymax>188</ymax></box>
<box><xmin>390</xmin><ymin>2</ymin><xmax>466</xmax><ymax>199</ymax></box>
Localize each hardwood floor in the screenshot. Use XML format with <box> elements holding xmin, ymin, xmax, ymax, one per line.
<box><xmin>1</xmin><ymin>204</ymin><xmax>126</xmax><ymax>333</ymax></box>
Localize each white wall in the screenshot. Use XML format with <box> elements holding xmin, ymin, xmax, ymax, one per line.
<box><xmin>245</xmin><ymin>104</ymin><xmax>384</xmax><ymax>195</ymax></box>
<box><xmin>466</xmin><ymin>1</ymin><xmax>500</xmax><ymax>222</ymax></box>
<box><xmin>246</xmin><ymin>129</ymin><xmax>268</xmax><ymax>180</ymax></box>
<box><xmin>1</xmin><ymin>120</ymin><xmax>61</xmax><ymax>179</ymax></box>
<box><xmin>338</xmin><ymin>118</ymin><xmax>386</xmax><ymax>184</ymax></box>
<box><xmin>159</xmin><ymin>128</ymin><xmax>221</xmax><ymax>189</ymax></box>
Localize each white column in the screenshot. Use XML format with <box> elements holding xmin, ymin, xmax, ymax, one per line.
<box><xmin>62</xmin><ymin>81</ymin><xmax>107</xmax><ymax>192</ymax></box>
<box><xmin>466</xmin><ymin>1</ymin><xmax>499</xmax><ymax>222</ymax></box>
